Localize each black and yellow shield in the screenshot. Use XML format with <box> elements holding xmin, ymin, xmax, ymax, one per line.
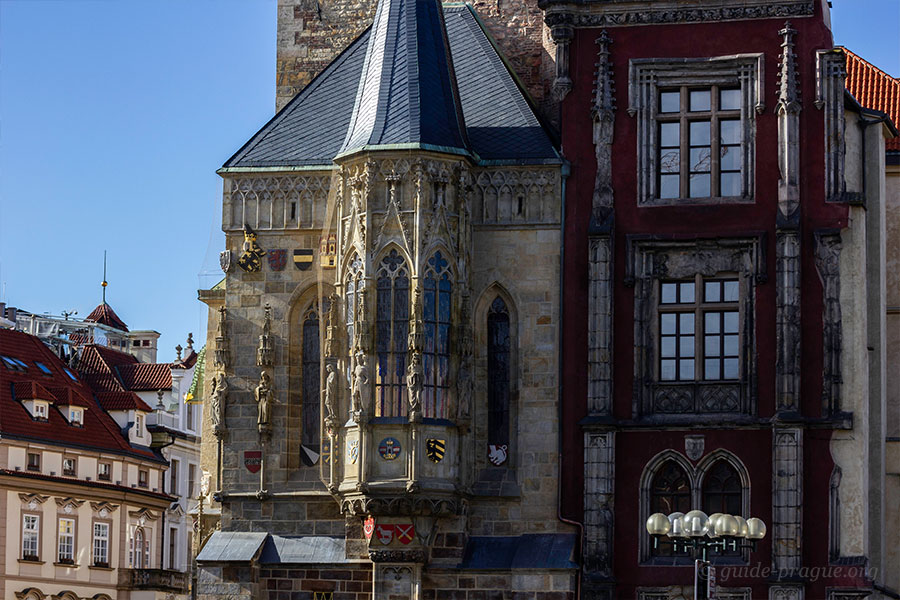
<box><xmin>313</xmin><ymin>593</ymin><xmax>334</xmax><ymax>600</ymax></box>
<box><xmin>293</xmin><ymin>249</ymin><xmax>314</xmax><ymax>270</ymax></box>
<box><xmin>425</xmin><ymin>438</ymin><xmax>445</xmax><ymax>463</ymax></box>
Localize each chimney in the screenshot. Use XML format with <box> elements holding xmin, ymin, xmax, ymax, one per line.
<box><xmin>0</xmin><ymin>302</ymin><xmax>6</xmax><ymax>318</ymax></box>
<box><xmin>7</xmin><ymin>306</ymin><xmax>17</xmax><ymax>322</ymax></box>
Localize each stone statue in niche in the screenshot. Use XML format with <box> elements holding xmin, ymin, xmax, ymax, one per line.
<box><xmin>209</xmin><ymin>372</ymin><xmax>227</xmax><ymax>434</ymax></box>
<box><xmin>350</xmin><ymin>354</ymin><xmax>370</xmax><ymax>421</ymax></box>
<box><xmin>255</xmin><ymin>371</ymin><xmax>274</xmax><ymax>431</ymax></box>
<box><xmin>407</xmin><ymin>352</ymin><xmax>423</xmax><ymax>421</ymax></box>
<box><xmin>323</xmin><ymin>363</ymin><xmax>339</xmax><ymax>422</ymax></box>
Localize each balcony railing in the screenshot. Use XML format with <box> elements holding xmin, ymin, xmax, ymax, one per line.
<box><xmin>117</xmin><ymin>568</ymin><xmax>187</xmax><ymax>592</ymax></box>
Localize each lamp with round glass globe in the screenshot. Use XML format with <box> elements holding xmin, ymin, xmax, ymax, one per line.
<box><xmin>706</xmin><ymin>513</ymin><xmax>724</xmax><ymax>538</ymax></box>
<box><xmin>746</xmin><ymin>517</ymin><xmax>767</xmax><ymax>541</ymax></box>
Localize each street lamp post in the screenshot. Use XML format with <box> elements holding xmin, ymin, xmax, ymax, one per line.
<box><xmin>645</xmin><ymin>511</ymin><xmax>767</xmax><ymax>599</ymax></box>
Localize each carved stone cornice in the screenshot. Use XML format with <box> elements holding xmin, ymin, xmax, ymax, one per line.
<box><xmin>541</xmin><ymin>1</ymin><xmax>814</xmax><ymax>28</ymax></box>
<box><xmin>54</xmin><ymin>497</ymin><xmax>85</xmax><ymax>509</ymax></box>
<box><xmin>340</xmin><ymin>494</ymin><xmax>467</xmax><ymax>518</ymax></box>
<box><xmin>368</xmin><ymin>548</ymin><xmax>427</xmax><ymax>563</ymax></box>
<box><xmin>89</xmin><ymin>501</ymin><xmax>120</xmax><ymax>514</ymax></box>
<box><xmin>19</xmin><ymin>493</ymin><xmax>50</xmax><ymax>506</ymax></box>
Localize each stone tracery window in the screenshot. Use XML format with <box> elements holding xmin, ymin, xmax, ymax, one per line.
<box><xmin>345</xmin><ymin>255</ymin><xmax>363</xmax><ymax>351</ymax></box>
<box><xmin>375</xmin><ymin>250</ymin><xmax>410</xmax><ymax>417</ymax></box>
<box><xmin>487</xmin><ymin>296</ymin><xmax>510</xmax><ymax>450</ymax></box>
<box><xmin>423</xmin><ymin>251</ymin><xmax>452</xmax><ymax>419</ymax></box>
<box><xmin>649</xmin><ymin>461</ymin><xmax>691</xmax><ymax>557</ymax></box>
<box><xmin>301</xmin><ymin>300</ymin><xmax>323</xmax><ymax>465</ymax></box>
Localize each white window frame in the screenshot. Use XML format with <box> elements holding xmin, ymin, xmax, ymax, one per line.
<box><xmin>98</xmin><ymin>462</ymin><xmax>111</xmax><ymax>481</ymax></box>
<box><xmin>33</xmin><ymin>402</ymin><xmax>48</xmax><ymax>419</ymax></box>
<box><xmin>58</xmin><ymin>517</ymin><xmax>75</xmax><ymax>563</ymax></box>
<box><xmin>22</xmin><ymin>514</ymin><xmax>40</xmax><ymax>560</ymax></box>
<box><xmin>628</xmin><ymin>54</ymin><xmax>764</xmax><ymax>206</ymax></box>
<box><xmin>69</xmin><ymin>407</ymin><xmax>84</xmax><ymax>425</ymax></box>
<box><xmin>135</xmin><ymin>413</ymin><xmax>144</xmax><ymax>437</ymax></box>
<box><xmin>63</xmin><ymin>457</ymin><xmax>77</xmax><ymax>477</ymax></box>
<box><xmin>93</xmin><ymin>521</ymin><xmax>110</xmax><ymax>566</ymax></box>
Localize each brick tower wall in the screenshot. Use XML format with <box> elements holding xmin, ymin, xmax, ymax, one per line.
<box><xmin>276</xmin><ymin>0</ymin><xmax>555</xmax><ymax>118</ymax></box>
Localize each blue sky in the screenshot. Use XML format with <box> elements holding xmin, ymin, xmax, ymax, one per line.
<box><xmin>0</xmin><ymin>0</ymin><xmax>897</xmax><ymax>362</ymax></box>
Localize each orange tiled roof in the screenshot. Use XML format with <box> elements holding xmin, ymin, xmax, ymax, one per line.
<box><xmin>841</xmin><ymin>47</ymin><xmax>900</xmax><ymax>152</ymax></box>
<box><xmin>84</xmin><ymin>302</ymin><xmax>129</xmax><ymax>332</ymax></box>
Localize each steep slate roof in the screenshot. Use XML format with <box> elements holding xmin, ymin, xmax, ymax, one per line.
<box><xmin>223</xmin><ymin>3</ymin><xmax>558</xmax><ymax>168</ymax></box>
<box><xmin>339</xmin><ymin>0</ymin><xmax>468</xmax><ymax>156</ymax></box>
<box><xmin>841</xmin><ymin>47</ymin><xmax>900</xmax><ymax>152</ymax></box>
<box><xmin>84</xmin><ymin>302</ymin><xmax>129</xmax><ymax>332</ymax></box>
<box><xmin>0</xmin><ymin>329</ymin><xmax>160</xmax><ymax>462</ymax></box>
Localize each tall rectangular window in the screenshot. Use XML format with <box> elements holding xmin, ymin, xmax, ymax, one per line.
<box><xmin>170</xmin><ymin>459</ymin><xmax>179</xmax><ymax>495</ymax></box>
<box><xmin>186</xmin><ymin>402</ymin><xmax>194</xmax><ymax>431</ymax></box>
<box><xmin>423</xmin><ymin>252</ymin><xmax>451</xmax><ymax>419</ymax></box>
<box><xmin>188</xmin><ymin>464</ymin><xmax>197</xmax><ymax>499</ymax></box>
<box><xmin>27</xmin><ymin>452</ymin><xmax>41</xmax><ymax>472</ymax></box>
<box><xmin>58</xmin><ymin>518</ymin><xmax>75</xmax><ymax>563</ymax></box>
<box><xmin>375</xmin><ymin>250</ymin><xmax>410</xmax><ymax>417</ymax></box>
<box><xmin>138</xmin><ymin>469</ymin><xmax>148</xmax><ymax>488</ymax></box>
<box><xmin>98</xmin><ymin>462</ymin><xmax>111</xmax><ymax>481</ymax></box>
<box><xmin>22</xmin><ymin>515</ymin><xmax>40</xmax><ymax>560</ymax></box>
<box><xmin>659</xmin><ymin>277</ymin><xmax>740</xmax><ymax>382</ymax></box>
<box><xmin>169</xmin><ymin>527</ymin><xmax>177</xmax><ymax>569</ymax></box>
<box><xmin>63</xmin><ymin>457</ymin><xmax>77</xmax><ymax>477</ymax></box>
<box><xmin>93</xmin><ymin>522</ymin><xmax>109</xmax><ymax>566</ymax></box>
<box><xmin>657</xmin><ymin>87</ymin><xmax>742</xmax><ymax>200</ymax></box>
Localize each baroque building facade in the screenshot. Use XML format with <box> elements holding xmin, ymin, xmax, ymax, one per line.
<box><xmin>196</xmin><ymin>0</ymin><xmax>576</xmax><ymax>597</ymax></box>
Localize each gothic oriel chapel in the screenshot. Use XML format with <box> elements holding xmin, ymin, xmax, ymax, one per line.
<box><xmin>196</xmin><ymin>0</ymin><xmax>575</xmax><ymax>596</ymax></box>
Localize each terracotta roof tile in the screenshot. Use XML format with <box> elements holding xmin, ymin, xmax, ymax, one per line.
<box><xmin>841</xmin><ymin>47</ymin><xmax>900</xmax><ymax>151</ymax></box>
<box><xmin>0</xmin><ymin>329</ymin><xmax>157</xmax><ymax>461</ymax></box>
<box><xmin>84</xmin><ymin>302</ymin><xmax>129</xmax><ymax>332</ymax></box>
<box><xmin>97</xmin><ymin>391</ymin><xmax>153</xmax><ymax>412</ymax></box>
<box><xmin>12</xmin><ymin>381</ymin><xmax>57</xmax><ymax>403</ymax></box>
<box><xmin>116</xmin><ymin>363</ymin><xmax>172</xmax><ymax>391</ymax></box>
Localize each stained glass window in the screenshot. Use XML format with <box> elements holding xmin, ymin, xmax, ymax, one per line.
<box><xmin>423</xmin><ymin>252</ymin><xmax>451</xmax><ymax>419</ymax></box>
<box><xmin>375</xmin><ymin>250</ymin><xmax>410</xmax><ymax>416</ymax></box>
<box><xmin>487</xmin><ymin>297</ymin><xmax>510</xmax><ymax>449</ymax></box>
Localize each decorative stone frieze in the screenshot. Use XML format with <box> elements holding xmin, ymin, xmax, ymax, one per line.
<box><xmin>542</xmin><ymin>1</ymin><xmax>814</xmax><ymax>29</ymax></box>
<box><xmin>816</xmin><ymin>50</ymin><xmax>863</xmax><ymax>204</ymax></box>
<box><xmin>814</xmin><ymin>230</ymin><xmax>843</xmax><ymax>416</ymax></box>
<box><xmin>471</xmin><ymin>169</ymin><xmax>560</xmax><ymax>225</ymax></box>
<box><xmin>223</xmin><ymin>173</ymin><xmax>331</xmax><ymax>232</ymax></box>
<box><xmin>770</xmin><ymin>585</ymin><xmax>804</xmax><ymax>600</ymax></box>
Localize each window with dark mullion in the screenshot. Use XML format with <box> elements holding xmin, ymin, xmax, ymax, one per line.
<box><xmin>657</xmin><ymin>86</ymin><xmax>741</xmax><ymax>199</ymax></box>
<box><xmin>487</xmin><ymin>297</ymin><xmax>510</xmax><ymax>450</ymax></box>
<box><xmin>375</xmin><ymin>250</ymin><xmax>410</xmax><ymax>417</ymax></box>
<box><xmin>423</xmin><ymin>252</ymin><xmax>451</xmax><ymax>419</ymax></box>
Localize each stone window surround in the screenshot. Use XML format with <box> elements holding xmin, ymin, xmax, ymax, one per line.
<box><xmin>628</xmin><ymin>54</ymin><xmax>764</xmax><ymax>206</ymax></box>
<box><xmin>20</xmin><ymin>510</ymin><xmax>42</xmax><ymax>561</ymax></box>
<box><xmin>473</xmin><ymin>283</ymin><xmax>521</xmax><ymax>490</ymax></box>
<box><xmin>637</xmin><ymin>587</ymin><xmax>752</xmax><ymax>600</ymax></box>
<box><xmin>92</xmin><ymin>518</ymin><xmax>112</xmax><ymax>567</ymax></box>
<box><xmin>638</xmin><ymin>449</ymin><xmax>751</xmax><ymax>565</ymax></box>
<box><xmin>626</xmin><ymin>235</ymin><xmax>765</xmax><ymax>419</ymax></box>
<box><xmin>56</xmin><ymin>515</ymin><xmax>77</xmax><ymax>565</ymax></box>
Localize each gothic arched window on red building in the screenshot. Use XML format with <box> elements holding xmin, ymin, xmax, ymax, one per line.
<box><xmin>650</xmin><ymin>461</ymin><xmax>691</xmax><ymax>557</ymax></box>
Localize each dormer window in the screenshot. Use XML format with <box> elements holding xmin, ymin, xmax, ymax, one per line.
<box><xmin>135</xmin><ymin>413</ymin><xmax>144</xmax><ymax>437</ymax></box>
<box><xmin>32</xmin><ymin>401</ymin><xmax>48</xmax><ymax>420</ymax></box>
<box><xmin>68</xmin><ymin>407</ymin><xmax>84</xmax><ymax>426</ymax></box>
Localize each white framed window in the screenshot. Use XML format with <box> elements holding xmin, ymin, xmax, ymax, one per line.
<box><xmin>98</xmin><ymin>462</ymin><xmax>111</xmax><ymax>481</ymax></box>
<box><xmin>69</xmin><ymin>407</ymin><xmax>84</xmax><ymax>425</ymax></box>
<box><xmin>27</xmin><ymin>452</ymin><xmax>41</xmax><ymax>472</ymax></box>
<box><xmin>63</xmin><ymin>457</ymin><xmax>77</xmax><ymax>477</ymax></box>
<box><xmin>33</xmin><ymin>402</ymin><xmax>48</xmax><ymax>419</ymax></box>
<box><xmin>170</xmin><ymin>459</ymin><xmax>179</xmax><ymax>495</ymax></box>
<box><xmin>628</xmin><ymin>54</ymin><xmax>763</xmax><ymax>205</ymax></box>
<box><xmin>135</xmin><ymin>413</ymin><xmax>144</xmax><ymax>436</ymax></box>
<box><xmin>188</xmin><ymin>464</ymin><xmax>197</xmax><ymax>499</ymax></box>
<box><xmin>93</xmin><ymin>522</ymin><xmax>110</xmax><ymax>566</ymax></box>
<box><xmin>22</xmin><ymin>514</ymin><xmax>40</xmax><ymax>560</ymax></box>
<box><xmin>138</xmin><ymin>469</ymin><xmax>148</xmax><ymax>488</ymax></box>
<box><xmin>130</xmin><ymin>527</ymin><xmax>150</xmax><ymax>568</ymax></box>
<box><xmin>58</xmin><ymin>518</ymin><xmax>75</xmax><ymax>563</ymax></box>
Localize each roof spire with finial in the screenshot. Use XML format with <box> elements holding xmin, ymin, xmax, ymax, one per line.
<box><xmin>101</xmin><ymin>250</ymin><xmax>108</xmax><ymax>304</ymax></box>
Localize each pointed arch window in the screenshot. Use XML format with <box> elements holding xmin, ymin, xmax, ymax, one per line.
<box><xmin>487</xmin><ymin>296</ymin><xmax>510</xmax><ymax>450</ymax></box>
<box><xmin>345</xmin><ymin>255</ymin><xmax>364</xmax><ymax>350</ymax></box>
<box><xmin>375</xmin><ymin>250</ymin><xmax>409</xmax><ymax>416</ymax></box>
<box><xmin>423</xmin><ymin>252</ymin><xmax>452</xmax><ymax>419</ymax></box>
<box><xmin>701</xmin><ymin>460</ymin><xmax>742</xmax><ymax>515</ymax></box>
<box><xmin>650</xmin><ymin>461</ymin><xmax>691</xmax><ymax>557</ymax></box>
<box><xmin>300</xmin><ymin>300</ymin><xmax>325</xmax><ymax>465</ymax></box>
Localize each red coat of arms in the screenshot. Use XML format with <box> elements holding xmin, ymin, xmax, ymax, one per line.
<box><xmin>268</xmin><ymin>249</ymin><xmax>287</xmax><ymax>271</ymax></box>
<box><xmin>376</xmin><ymin>524</ymin><xmax>394</xmax><ymax>545</ymax></box>
<box><xmin>244</xmin><ymin>451</ymin><xmax>262</xmax><ymax>473</ymax></box>
<box><xmin>364</xmin><ymin>517</ymin><xmax>375</xmax><ymax>540</ymax></box>
<box><xmin>395</xmin><ymin>524</ymin><xmax>415</xmax><ymax>545</ymax></box>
